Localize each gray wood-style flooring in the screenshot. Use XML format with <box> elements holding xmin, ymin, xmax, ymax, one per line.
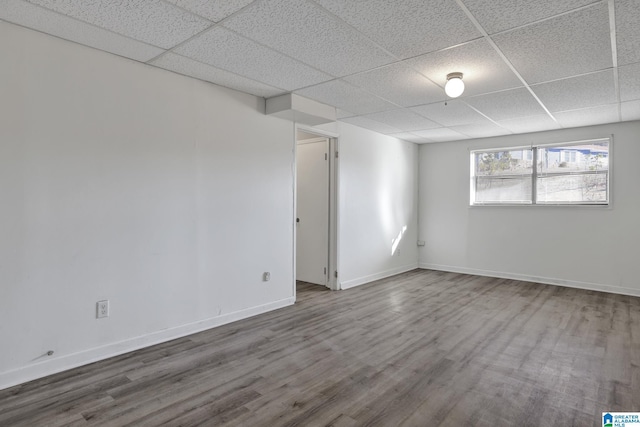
<box><xmin>1</xmin><ymin>269</ymin><xmax>639</xmax><ymax>426</ymax></box>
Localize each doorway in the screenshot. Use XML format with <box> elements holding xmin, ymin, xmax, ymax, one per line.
<box><xmin>295</xmin><ymin>128</ymin><xmax>338</xmax><ymax>291</ymax></box>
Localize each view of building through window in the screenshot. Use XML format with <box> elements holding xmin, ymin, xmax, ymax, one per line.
<box><xmin>471</xmin><ymin>139</ymin><xmax>610</xmax><ymax>205</ymax></box>
<box><xmin>474</xmin><ymin>149</ymin><xmax>533</xmax><ymax>204</ymax></box>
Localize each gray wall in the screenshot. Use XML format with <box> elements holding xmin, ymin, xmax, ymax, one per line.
<box><xmin>0</xmin><ymin>21</ymin><xmax>423</xmax><ymax>390</ymax></box>
<box><xmin>316</xmin><ymin>122</ymin><xmax>420</xmax><ymax>289</ymax></box>
<box><xmin>0</xmin><ymin>21</ymin><xmax>295</xmax><ymax>389</ymax></box>
<box><xmin>419</xmin><ymin>120</ymin><xmax>640</xmax><ymax>296</ymax></box>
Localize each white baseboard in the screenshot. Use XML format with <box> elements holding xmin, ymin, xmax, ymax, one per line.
<box><xmin>0</xmin><ymin>296</ymin><xmax>295</xmax><ymax>391</ymax></box>
<box><xmin>340</xmin><ymin>263</ymin><xmax>418</xmax><ymax>290</ymax></box>
<box><xmin>419</xmin><ymin>263</ymin><xmax>640</xmax><ymax>298</ymax></box>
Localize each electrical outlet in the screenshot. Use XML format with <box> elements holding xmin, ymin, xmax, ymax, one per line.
<box><xmin>263</xmin><ymin>272</ymin><xmax>271</xmax><ymax>282</ymax></box>
<box><xmin>96</xmin><ymin>300</ymin><xmax>109</xmax><ymax>318</ymax></box>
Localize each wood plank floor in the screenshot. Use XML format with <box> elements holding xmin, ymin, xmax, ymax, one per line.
<box><xmin>1</xmin><ymin>269</ymin><xmax>639</xmax><ymax>426</ymax></box>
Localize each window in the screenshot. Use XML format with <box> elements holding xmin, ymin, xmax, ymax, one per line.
<box><xmin>561</xmin><ymin>150</ymin><xmax>577</xmax><ymax>163</ymax></box>
<box><xmin>472</xmin><ymin>149</ymin><xmax>533</xmax><ymax>204</ymax></box>
<box><xmin>471</xmin><ymin>138</ymin><xmax>610</xmax><ymax>206</ymax></box>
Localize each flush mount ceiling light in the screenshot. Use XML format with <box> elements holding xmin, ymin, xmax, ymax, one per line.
<box><xmin>445</xmin><ymin>72</ymin><xmax>464</xmax><ymax>98</ymax></box>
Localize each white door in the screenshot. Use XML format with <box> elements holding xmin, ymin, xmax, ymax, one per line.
<box><xmin>296</xmin><ymin>138</ymin><xmax>329</xmax><ymax>286</ymax></box>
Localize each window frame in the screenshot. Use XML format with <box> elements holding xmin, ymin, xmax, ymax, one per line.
<box><xmin>470</xmin><ymin>138</ymin><xmax>611</xmax><ymax>207</ymax></box>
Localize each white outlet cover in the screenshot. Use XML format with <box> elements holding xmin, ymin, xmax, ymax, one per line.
<box><xmin>97</xmin><ymin>300</ymin><xmax>109</xmax><ymax>318</ymax></box>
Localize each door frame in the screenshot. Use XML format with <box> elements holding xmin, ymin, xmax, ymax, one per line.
<box><xmin>296</xmin><ymin>136</ymin><xmax>330</xmax><ymax>286</ymax></box>
<box><xmin>293</xmin><ymin>124</ymin><xmax>340</xmax><ymax>294</ymax></box>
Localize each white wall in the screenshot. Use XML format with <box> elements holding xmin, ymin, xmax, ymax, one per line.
<box><xmin>0</xmin><ymin>22</ymin><xmax>295</xmax><ymax>389</ymax></box>
<box><xmin>419</xmin><ymin>120</ymin><xmax>640</xmax><ymax>296</ymax></box>
<box><xmin>317</xmin><ymin>122</ymin><xmax>420</xmax><ymax>289</ymax></box>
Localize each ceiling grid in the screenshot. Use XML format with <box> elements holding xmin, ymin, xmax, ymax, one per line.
<box><xmin>1</xmin><ymin>0</ymin><xmax>637</xmax><ymax>143</ymax></box>
<box><xmin>607</xmin><ymin>0</ymin><xmax>622</xmax><ymax>121</ymax></box>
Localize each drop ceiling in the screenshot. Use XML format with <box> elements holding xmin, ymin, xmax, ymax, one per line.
<box><xmin>2</xmin><ymin>0</ymin><xmax>639</xmax><ymax>143</ymax></box>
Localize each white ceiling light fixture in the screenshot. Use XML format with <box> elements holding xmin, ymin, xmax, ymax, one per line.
<box><xmin>445</xmin><ymin>72</ymin><xmax>465</xmax><ymax>98</ymax></box>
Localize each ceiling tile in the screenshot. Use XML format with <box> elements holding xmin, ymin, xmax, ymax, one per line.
<box><xmin>150</xmin><ymin>53</ymin><xmax>284</xmax><ymax>98</ymax></box>
<box><xmin>295</xmin><ymin>80</ymin><xmax>396</xmax><ymax>115</ymax></box>
<box><xmin>405</xmin><ymin>39</ymin><xmax>522</xmax><ymax>98</ymax></box>
<box><xmin>339</xmin><ymin>116</ymin><xmax>402</xmax><ymax>135</ymax></box>
<box><xmin>465</xmin><ymin>88</ymin><xmax>547</xmax><ymax>121</ymax></box>
<box><xmin>164</xmin><ymin>0</ymin><xmax>253</xmax><ymax>22</ymax></box>
<box><xmin>175</xmin><ymin>26</ymin><xmax>332</xmax><ymax>91</ymax></box>
<box><xmin>411</xmin><ymin>99</ymin><xmax>492</xmax><ymax>127</ymax></box>
<box><xmin>313</xmin><ymin>0</ymin><xmax>480</xmax><ymax>59</ymax></box>
<box><xmin>25</xmin><ymin>0</ymin><xmax>211</xmax><ymax>49</ymax></box>
<box><xmin>450</xmin><ymin>122</ymin><xmax>511</xmax><ymax>138</ymax></box>
<box><xmin>619</xmin><ymin>62</ymin><xmax>640</xmax><ymax>102</ymax></box>
<box><xmin>531</xmin><ymin>70</ymin><xmax>617</xmax><ymax>113</ymax></box>
<box><xmin>621</xmin><ymin>100</ymin><xmax>640</xmax><ymax>122</ymax></box>
<box><xmin>412</xmin><ymin>128</ymin><xmax>469</xmax><ymax>142</ymax></box>
<box><xmin>0</xmin><ymin>0</ymin><xmax>164</xmax><ymax>61</ymax></box>
<box><xmin>336</xmin><ymin>109</ymin><xmax>355</xmax><ymax>119</ymax></box>
<box><xmin>493</xmin><ymin>3</ymin><xmax>612</xmax><ymax>84</ymax></box>
<box><xmin>462</xmin><ymin>0</ymin><xmax>598</xmax><ymax>34</ymax></box>
<box><xmin>616</xmin><ymin>0</ymin><xmax>640</xmax><ymax>66</ymax></box>
<box><xmin>362</xmin><ymin>109</ymin><xmax>440</xmax><ymax>132</ymax></box>
<box><xmin>344</xmin><ymin>62</ymin><xmax>444</xmax><ymax>107</ymax></box>
<box><xmin>554</xmin><ymin>104</ymin><xmax>620</xmax><ymax>128</ymax></box>
<box><xmin>4</xmin><ymin>0</ymin><xmax>628</xmax><ymax>137</ymax></box>
<box><xmin>388</xmin><ymin>132</ymin><xmax>432</xmax><ymax>143</ymax></box>
<box><xmin>222</xmin><ymin>0</ymin><xmax>395</xmax><ymax>77</ymax></box>
<box><xmin>496</xmin><ymin>115</ymin><xmax>561</xmax><ymax>134</ymax></box>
